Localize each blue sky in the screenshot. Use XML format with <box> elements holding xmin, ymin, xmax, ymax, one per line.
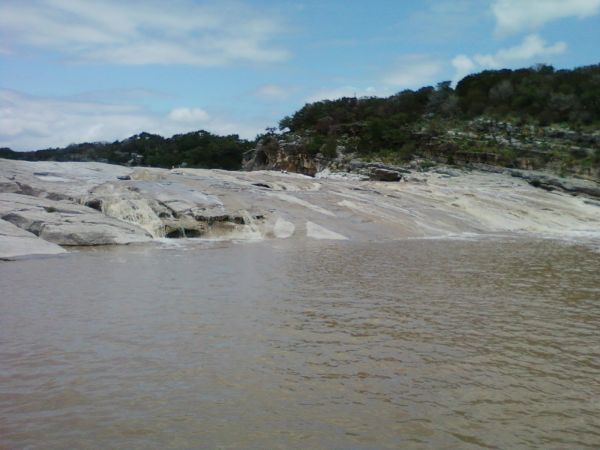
<box><xmin>1</xmin><ymin>0</ymin><xmax>600</xmax><ymax>150</ymax></box>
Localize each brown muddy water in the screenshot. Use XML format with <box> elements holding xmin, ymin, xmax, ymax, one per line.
<box><xmin>1</xmin><ymin>237</ymin><xmax>600</xmax><ymax>449</ymax></box>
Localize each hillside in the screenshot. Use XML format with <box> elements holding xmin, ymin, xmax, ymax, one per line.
<box><xmin>246</xmin><ymin>64</ymin><xmax>600</xmax><ymax>181</ymax></box>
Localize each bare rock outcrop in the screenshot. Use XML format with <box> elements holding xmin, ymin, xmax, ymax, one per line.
<box><xmin>243</xmin><ymin>137</ymin><xmax>323</xmax><ymax>176</ymax></box>
<box><xmin>0</xmin><ymin>193</ymin><xmax>152</xmax><ymax>246</ymax></box>
<box><xmin>507</xmin><ymin>169</ymin><xmax>600</xmax><ymax>198</ymax></box>
<box><xmin>0</xmin><ymin>218</ymin><xmax>66</xmax><ymax>259</ymax></box>
<box><xmin>2</xmin><ymin>158</ymin><xmax>600</xmax><ymax>259</ymax></box>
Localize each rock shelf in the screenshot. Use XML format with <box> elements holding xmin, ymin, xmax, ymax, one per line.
<box><xmin>1</xmin><ymin>158</ymin><xmax>599</xmax><ymax>259</ymax></box>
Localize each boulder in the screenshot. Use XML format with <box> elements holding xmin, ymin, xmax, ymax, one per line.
<box><xmin>369</xmin><ymin>168</ymin><xmax>402</xmax><ymax>182</ymax></box>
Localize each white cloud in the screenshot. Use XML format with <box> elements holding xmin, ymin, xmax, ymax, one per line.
<box><xmin>383</xmin><ymin>56</ymin><xmax>443</xmax><ymax>88</ymax></box>
<box><xmin>0</xmin><ymin>0</ymin><xmax>288</xmax><ymax>66</ymax></box>
<box><xmin>492</xmin><ymin>0</ymin><xmax>600</xmax><ymax>35</ymax></box>
<box><xmin>305</xmin><ymin>86</ymin><xmax>382</xmax><ymax>103</ymax></box>
<box><xmin>474</xmin><ymin>34</ymin><xmax>566</xmax><ymax>68</ymax></box>
<box><xmin>305</xmin><ymin>56</ymin><xmax>443</xmax><ymax>103</ymax></box>
<box><xmin>255</xmin><ymin>85</ymin><xmax>289</xmax><ymax>100</ymax></box>
<box><xmin>452</xmin><ymin>34</ymin><xmax>567</xmax><ymax>84</ymax></box>
<box><xmin>0</xmin><ymin>89</ymin><xmax>261</xmax><ymax>150</ymax></box>
<box><xmin>168</xmin><ymin>107</ymin><xmax>210</xmax><ymax>123</ymax></box>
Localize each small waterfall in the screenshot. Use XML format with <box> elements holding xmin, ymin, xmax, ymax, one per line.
<box><xmin>240</xmin><ymin>211</ymin><xmax>264</xmax><ymax>240</ymax></box>
<box><xmin>101</xmin><ymin>197</ymin><xmax>165</xmax><ymax>238</ymax></box>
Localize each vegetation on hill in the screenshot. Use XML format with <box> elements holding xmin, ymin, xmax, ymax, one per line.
<box><xmin>257</xmin><ymin>63</ymin><xmax>600</xmax><ymax>178</ymax></box>
<box><xmin>277</xmin><ymin>64</ymin><xmax>600</xmax><ymax>152</ymax></box>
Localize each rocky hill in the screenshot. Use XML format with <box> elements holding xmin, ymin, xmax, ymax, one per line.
<box><xmin>245</xmin><ymin>64</ymin><xmax>600</xmax><ymax>185</ymax></box>
<box><xmin>244</xmin><ymin>117</ymin><xmax>600</xmax><ymax>192</ymax></box>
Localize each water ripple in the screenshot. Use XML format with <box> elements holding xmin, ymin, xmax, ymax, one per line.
<box><xmin>1</xmin><ymin>238</ymin><xmax>599</xmax><ymax>448</ymax></box>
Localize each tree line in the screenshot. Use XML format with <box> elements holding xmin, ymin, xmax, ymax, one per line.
<box><xmin>0</xmin><ymin>131</ymin><xmax>252</xmax><ymax>170</ymax></box>
<box><xmin>277</xmin><ymin>63</ymin><xmax>600</xmax><ymax>158</ymax></box>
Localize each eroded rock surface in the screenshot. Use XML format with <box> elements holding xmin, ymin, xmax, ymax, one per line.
<box><xmin>243</xmin><ymin>137</ymin><xmax>323</xmax><ymax>175</ymax></box>
<box><xmin>0</xmin><ymin>193</ymin><xmax>152</xmax><ymax>246</ymax></box>
<box><xmin>1</xmin><ymin>158</ymin><xmax>600</xmax><ymax>259</ymax></box>
<box><xmin>0</xmin><ymin>218</ymin><xmax>66</xmax><ymax>259</ymax></box>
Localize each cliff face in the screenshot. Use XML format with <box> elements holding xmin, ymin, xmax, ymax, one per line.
<box><xmin>418</xmin><ymin>119</ymin><xmax>600</xmax><ymax>181</ymax></box>
<box><xmin>243</xmin><ymin>136</ymin><xmax>324</xmax><ymax>176</ymax></box>
<box><xmin>244</xmin><ymin>118</ymin><xmax>600</xmax><ymax>183</ymax></box>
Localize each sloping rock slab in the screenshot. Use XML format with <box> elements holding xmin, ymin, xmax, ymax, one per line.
<box><xmin>0</xmin><ymin>219</ymin><xmax>66</xmax><ymax>259</ymax></box>
<box><xmin>0</xmin><ymin>193</ymin><xmax>152</xmax><ymax>246</ymax></box>
<box><xmin>508</xmin><ymin>170</ymin><xmax>600</xmax><ymax>199</ymax></box>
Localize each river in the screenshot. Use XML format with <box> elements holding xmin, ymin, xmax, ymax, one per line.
<box><xmin>1</xmin><ymin>237</ymin><xmax>600</xmax><ymax>449</ymax></box>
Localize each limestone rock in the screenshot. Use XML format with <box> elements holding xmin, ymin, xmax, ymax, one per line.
<box><xmin>369</xmin><ymin>168</ymin><xmax>402</xmax><ymax>182</ymax></box>
<box><xmin>508</xmin><ymin>170</ymin><xmax>600</xmax><ymax>199</ymax></box>
<box><xmin>0</xmin><ymin>193</ymin><xmax>152</xmax><ymax>246</ymax></box>
<box><xmin>0</xmin><ymin>219</ymin><xmax>66</xmax><ymax>259</ymax></box>
<box><xmin>1</xmin><ymin>158</ymin><xmax>600</xmax><ymax>260</ymax></box>
<box><xmin>244</xmin><ymin>137</ymin><xmax>323</xmax><ymax>176</ymax></box>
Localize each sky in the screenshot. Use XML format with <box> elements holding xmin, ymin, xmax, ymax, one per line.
<box><xmin>1</xmin><ymin>0</ymin><xmax>600</xmax><ymax>150</ymax></box>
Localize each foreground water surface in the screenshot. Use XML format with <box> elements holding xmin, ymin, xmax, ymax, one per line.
<box><xmin>1</xmin><ymin>237</ymin><xmax>600</xmax><ymax>449</ymax></box>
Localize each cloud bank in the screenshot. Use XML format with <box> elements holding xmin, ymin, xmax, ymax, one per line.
<box><xmin>492</xmin><ymin>0</ymin><xmax>600</xmax><ymax>35</ymax></box>
<box><xmin>0</xmin><ymin>0</ymin><xmax>288</xmax><ymax>65</ymax></box>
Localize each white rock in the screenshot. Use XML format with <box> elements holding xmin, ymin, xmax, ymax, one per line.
<box><xmin>306</xmin><ymin>221</ymin><xmax>348</xmax><ymax>240</ymax></box>
<box><xmin>0</xmin><ymin>193</ymin><xmax>152</xmax><ymax>246</ymax></box>
<box><xmin>272</xmin><ymin>217</ymin><xmax>295</xmax><ymax>238</ymax></box>
<box><xmin>1</xmin><ymin>158</ymin><xmax>600</xmax><ymax>259</ymax></box>
<box><xmin>0</xmin><ymin>219</ymin><xmax>66</xmax><ymax>259</ymax></box>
